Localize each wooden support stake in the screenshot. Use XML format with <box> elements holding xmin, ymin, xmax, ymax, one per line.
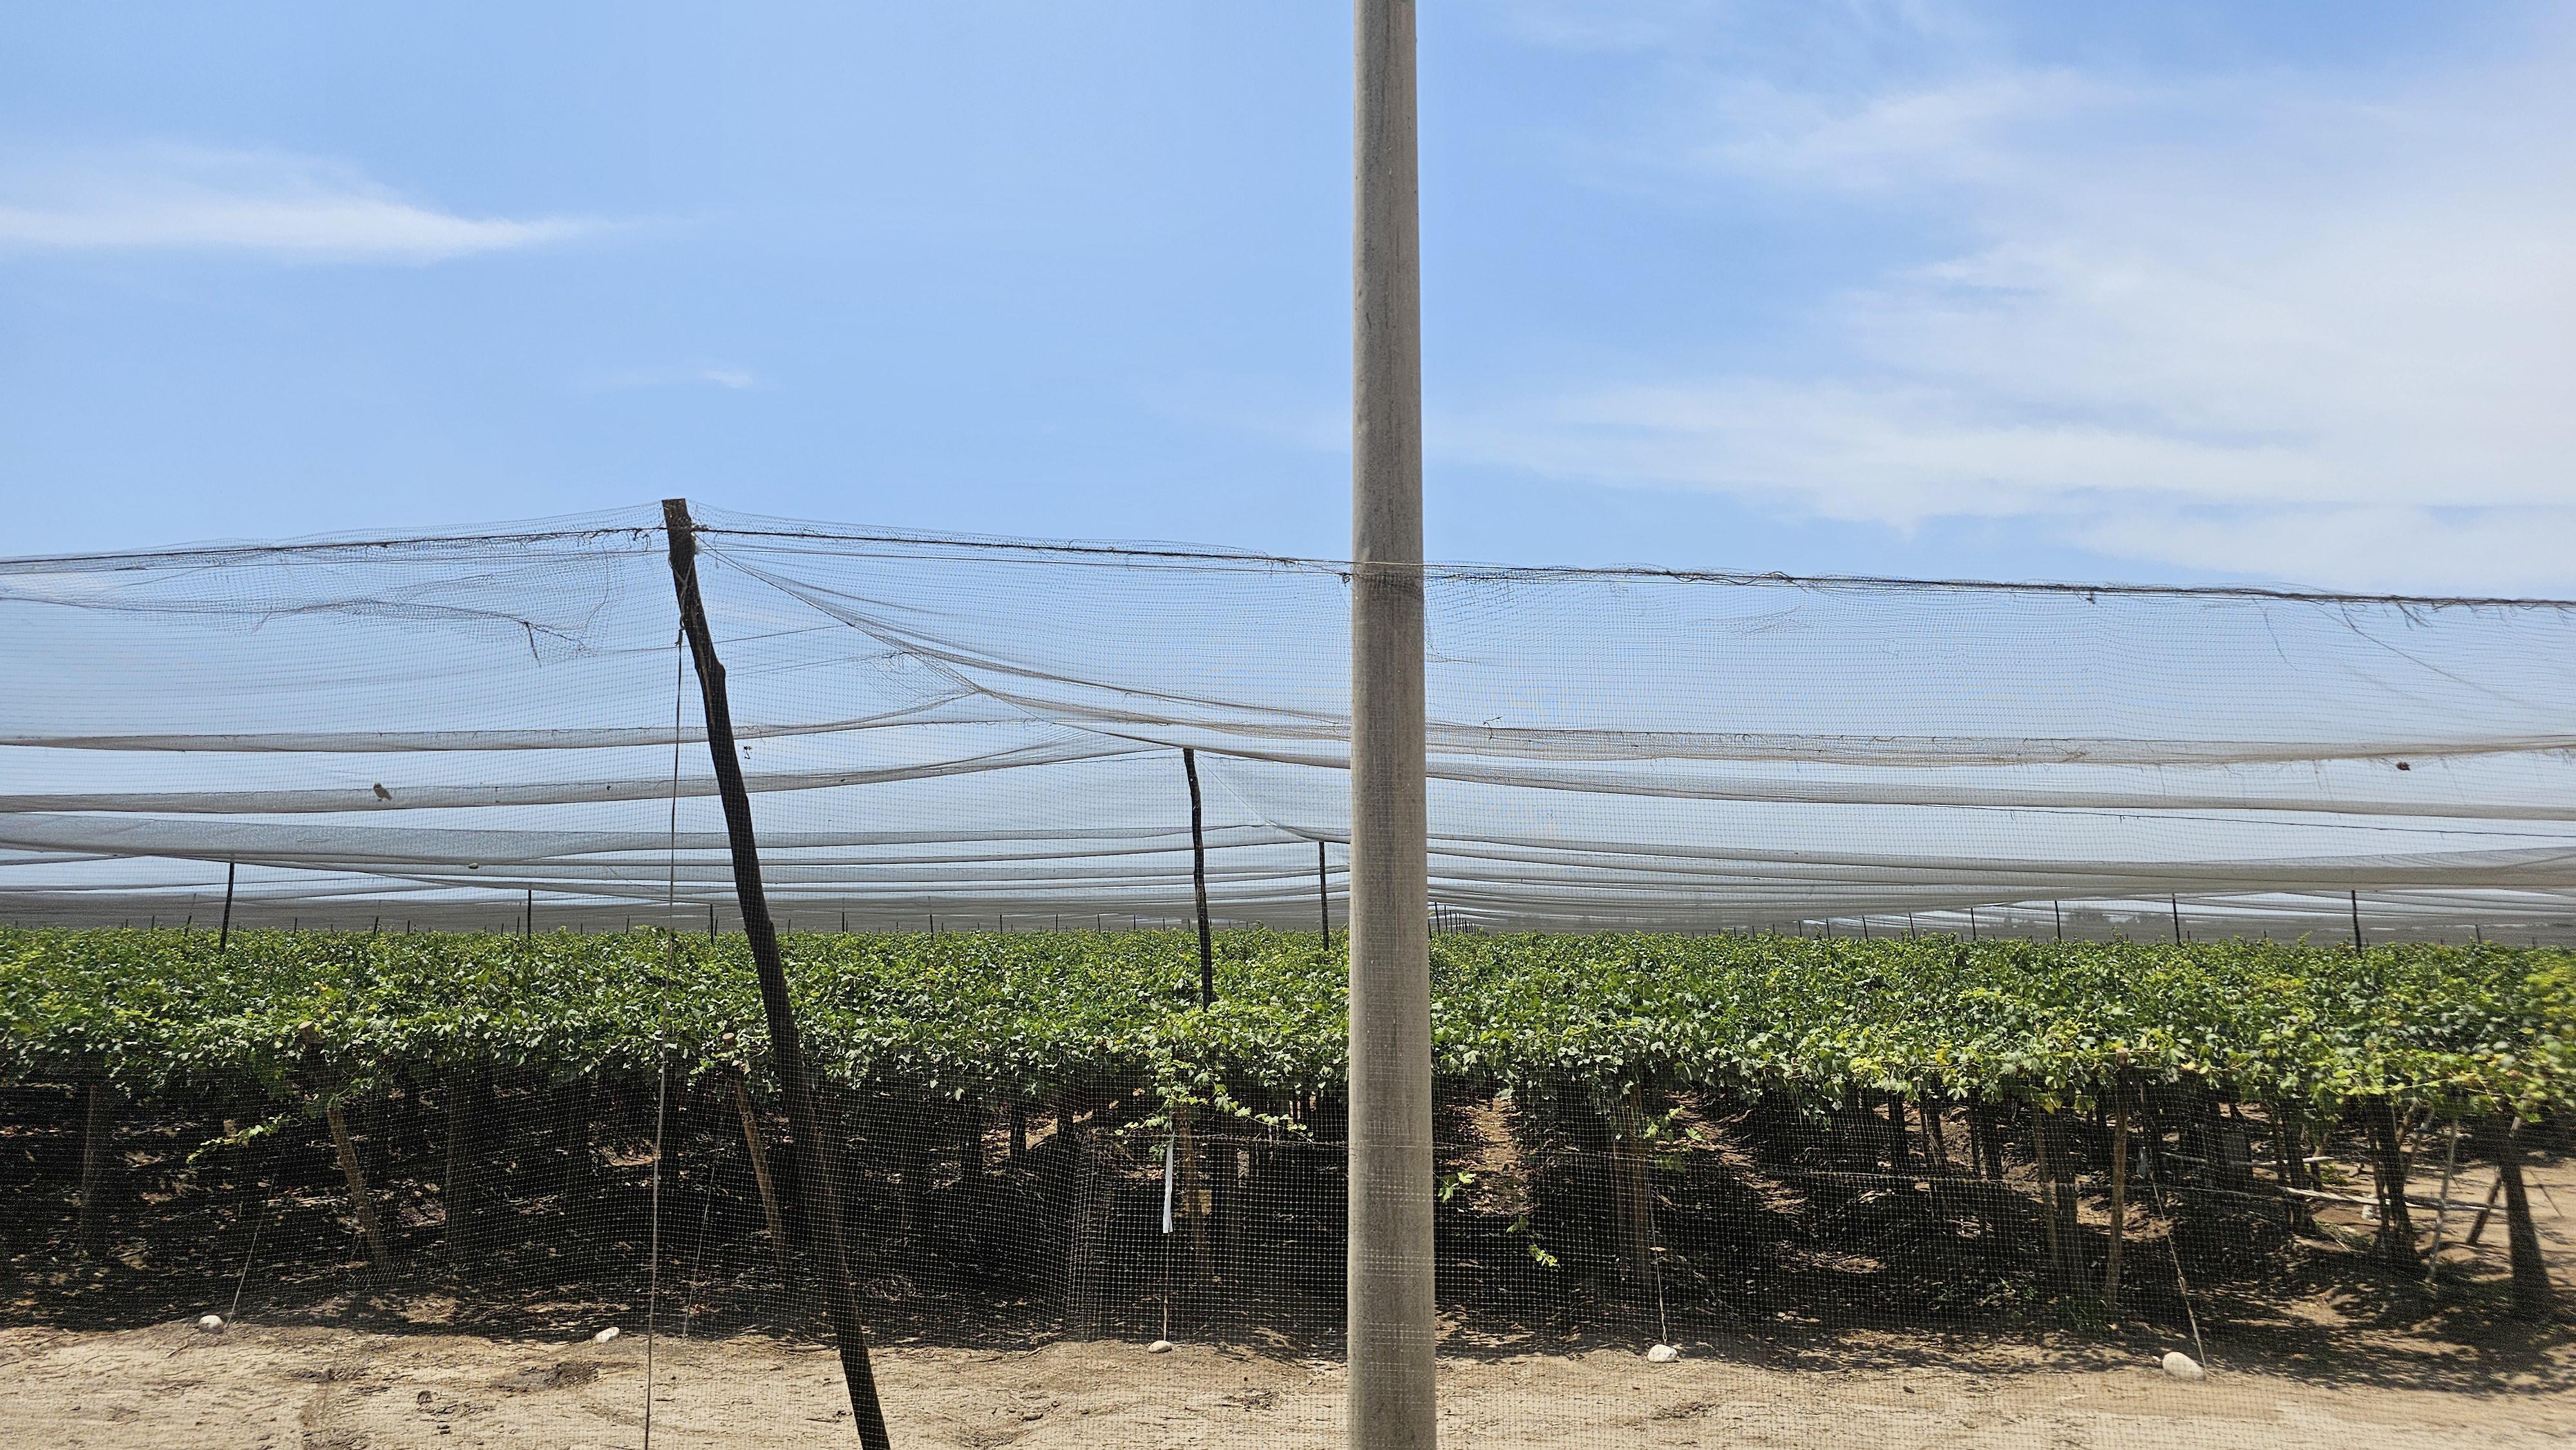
<box><xmin>2034</xmin><ymin>1111</ymin><xmax>2077</xmax><ymax>1287</ymax></box>
<box><xmin>728</xmin><ymin>1071</ymin><xmax>791</xmax><ymax>1273</ymax></box>
<box><xmin>444</xmin><ymin>1068</ymin><xmax>480</xmax><ymax>1264</ymax></box>
<box><xmin>2465</xmin><ymin>1173</ymin><xmax>2506</xmax><ymax>1245</ymax></box>
<box><xmin>325</xmin><ymin>1100</ymin><xmax>390</xmax><ymax>1268</ymax></box>
<box><xmin>76</xmin><ymin>1082</ymin><xmax>116</xmax><ymax>1256</ymax></box>
<box><xmin>1617</xmin><ymin>1085</ymin><xmax>1659</xmax><ymax>1285</ymax></box>
<box><xmin>218</xmin><ymin>860</ymin><xmax>237</xmax><ymax>951</ymax></box>
<box><xmin>2365</xmin><ymin>1098</ymin><xmax>2418</xmax><ymax>1268</ymax></box>
<box><xmin>1182</xmin><ymin>748</ymin><xmax>1215</xmax><ymax>1009</ymax></box>
<box><xmin>2424</xmin><ymin>1118</ymin><xmax>2461</xmax><ymax>1281</ymax></box>
<box><xmin>1318</xmin><ymin>840</ymin><xmax>1331</xmax><ymax>939</ymax></box>
<box><xmin>2105</xmin><ymin>1057</ymin><xmax>2130</xmax><ymax>1314</ymax></box>
<box><xmin>2477</xmin><ymin>1118</ymin><xmax>2557</xmax><ymax>1321</ymax></box>
<box><xmin>664</xmin><ymin>498</ymin><xmax>891</xmax><ymax>1450</ymax></box>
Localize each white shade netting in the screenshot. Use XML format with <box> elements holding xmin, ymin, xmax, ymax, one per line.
<box><xmin>4</xmin><ymin>504</ymin><xmax>2574</xmax><ymax>938</ymax></box>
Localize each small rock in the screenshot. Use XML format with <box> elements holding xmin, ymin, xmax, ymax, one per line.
<box><xmin>1646</xmin><ymin>1344</ymin><xmax>1680</xmax><ymax>1363</ymax></box>
<box><xmin>2161</xmin><ymin>1350</ymin><xmax>2204</xmax><ymax>1381</ymax></box>
<box><xmin>196</xmin><ymin>1315</ymin><xmax>225</xmax><ymax>1333</ymax></box>
<box><xmin>1146</xmin><ymin>1339</ymin><xmax>1176</xmax><ymax>1354</ymax></box>
<box><xmin>592</xmin><ymin>1326</ymin><xmax>620</xmax><ymax>1344</ymax></box>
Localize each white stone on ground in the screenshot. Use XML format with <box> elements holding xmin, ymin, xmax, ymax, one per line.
<box><xmin>1146</xmin><ymin>1339</ymin><xmax>1175</xmax><ymax>1354</ymax></box>
<box><xmin>592</xmin><ymin>1326</ymin><xmax>620</xmax><ymax>1344</ymax></box>
<box><xmin>2161</xmin><ymin>1350</ymin><xmax>2204</xmax><ymax>1380</ymax></box>
<box><xmin>1646</xmin><ymin>1344</ymin><xmax>1680</xmax><ymax>1363</ymax></box>
<box><xmin>196</xmin><ymin>1315</ymin><xmax>223</xmax><ymax>1333</ymax></box>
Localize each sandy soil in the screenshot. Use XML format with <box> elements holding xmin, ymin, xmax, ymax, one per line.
<box><xmin>3</xmin><ymin>1319</ymin><xmax>2570</xmax><ymax>1450</ymax></box>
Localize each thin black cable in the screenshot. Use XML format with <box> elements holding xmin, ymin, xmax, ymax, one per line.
<box><xmin>226</xmin><ymin>1134</ymin><xmax>281</xmax><ymax>1324</ymax></box>
<box><xmin>643</xmin><ymin>640</ymin><xmax>683</xmax><ymax>1450</ymax></box>
<box><xmin>20</xmin><ymin>505</ymin><xmax>2576</xmax><ymax>609</ymax></box>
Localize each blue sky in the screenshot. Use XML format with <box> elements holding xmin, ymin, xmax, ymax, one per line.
<box><xmin>3</xmin><ymin>2</ymin><xmax>2570</xmax><ymax>592</ymax></box>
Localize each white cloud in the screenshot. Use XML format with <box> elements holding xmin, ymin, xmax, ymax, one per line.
<box><xmin>0</xmin><ymin>145</ymin><xmax>593</xmax><ymax>262</ymax></box>
<box><xmin>1463</xmin><ymin>8</ymin><xmax>2576</xmax><ymax>592</ymax></box>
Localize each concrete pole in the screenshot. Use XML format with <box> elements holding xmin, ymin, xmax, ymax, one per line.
<box><xmin>1350</xmin><ymin>2</ymin><xmax>1435</xmax><ymax>1446</ymax></box>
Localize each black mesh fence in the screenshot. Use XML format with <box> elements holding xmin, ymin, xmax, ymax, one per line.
<box><xmin>6</xmin><ymin>511</ymin><xmax>2576</xmax><ymax>1445</ymax></box>
<box><xmin>8</xmin><ymin>1046</ymin><xmax>2566</xmax><ymax>1445</ymax></box>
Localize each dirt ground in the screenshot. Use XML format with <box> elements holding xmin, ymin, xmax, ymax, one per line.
<box><xmin>8</xmin><ymin>1122</ymin><xmax>2570</xmax><ymax>1447</ymax></box>
<box><xmin>3</xmin><ymin>1319</ymin><xmax>2570</xmax><ymax>1450</ymax></box>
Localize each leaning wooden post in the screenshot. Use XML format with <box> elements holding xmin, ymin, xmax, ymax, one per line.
<box><xmin>663</xmin><ymin>498</ymin><xmax>891</xmax><ymax>1450</ymax></box>
<box><xmin>2465</xmin><ymin>1174</ymin><xmax>2506</xmax><ymax>1245</ymax></box>
<box><xmin>325</xmin><ymin>1100</ymin><xmax>391</xmax><ymax>1268</ymax></box>
<box><xmin>726</xmin><ymin>1069</ymin><xmax>791</xmax><ymax>1274</ymax></box>
<box><xmin>1182</xmin><ymin>748</ymin><xmax>1215</xmax><ymax>1010</ymax></box>
<box><xmin>2104</xmin><ymin>1053</ymin><xmax>2130</xmax><ymax>1315</ymax></box>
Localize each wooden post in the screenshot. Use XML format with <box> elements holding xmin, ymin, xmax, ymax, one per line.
<box><xmin>2424</xmin><ymin>1118</ymin><xmax>2461</xmax><ymax>1281</ymax></box>
<box><xmin>2034</xmin><ymin>1111</ymin><xmax>2078</xmax><ymax>1288</ymax></box>
<box><xmin>2350</xmin><ymin>889</ymin><xmax>2365</xmax><ymax>952</ymax></box>
<box><xmin>1174</xmin><ymin>1104</ymin><xmax>1211</xmax><ymax>1276</ymax></box>
<box><xmin>2105</xmin><ymin>1056</ymin><xmax>2130</xmax><ymax>1314</ymax></box>
<box><xmin>2170</xmin><ymin>894</ymin><xmax>2183</xmax><ymax>945</ymax></box>
<box><xmin>218</xmin><ymin>860</ymin><xmax>237</xmax><ymax>951</ymax></box>
<box><xmin>1318</xmin><ymin>840</ymin><xmax>1332</xmax><ymax>940</ymax></box>
<box><xmin>2052</xmin><ymin>900</ymin><xmax>2063</xmax><ymax>941</ymax></box>
<box><xmin>1971</xmin><ymin>1094</ymin><xmax>2005</xmax><ymax>1182</ymax></box>
<box><xmin>2477</xmin><ymin>1118</ymin><xmax>2557</xmax><ymax>1321</ymax></box>
<box><xmin>726</xmin><ymin>1071</ymin><xmax>791</xmax><ymax>1272</ymax></box>
<box><xmin>1183</xmin><ymin>748</ymin><xmax>1215</xmax><ymax>1009</ymax></box>
<box><xmin>444</xmin><ymin>1067</ymin><xmax>480</xmax><ymax>1264</ymax></box>
<box><xmin>1350</xmin><ymin>1</ymin><xmax>1435</xmax><ymax>1442</ymax></box>
<box><xmin>76</xmin><ymin>1082</ymin><xmax>116</xmax><ymax>1256</ymax></box>
<box><xmin>663</xmin><ymin>498</ymin><xmax>891</xmax><ymax>1450</ymax></box>
<box><xmin>1616</xmin><ymin>1085</ymin><xmax>1658</xmax><ymax>1286</ymax></box>
<box><xmin>325</xmin><ymin>1100</ymin><xmax>390</xmax><ymax>1268</ymax></box>
<box><xmin>2365</xmin><ymin>1098</ymin><xmax>2418</xmax><ymax>1268</ymax></box>
<box><xmin>2465</xmin><ymin>1174</ymin><xmax>2506</xmax><ymax>1245</ymax></box>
